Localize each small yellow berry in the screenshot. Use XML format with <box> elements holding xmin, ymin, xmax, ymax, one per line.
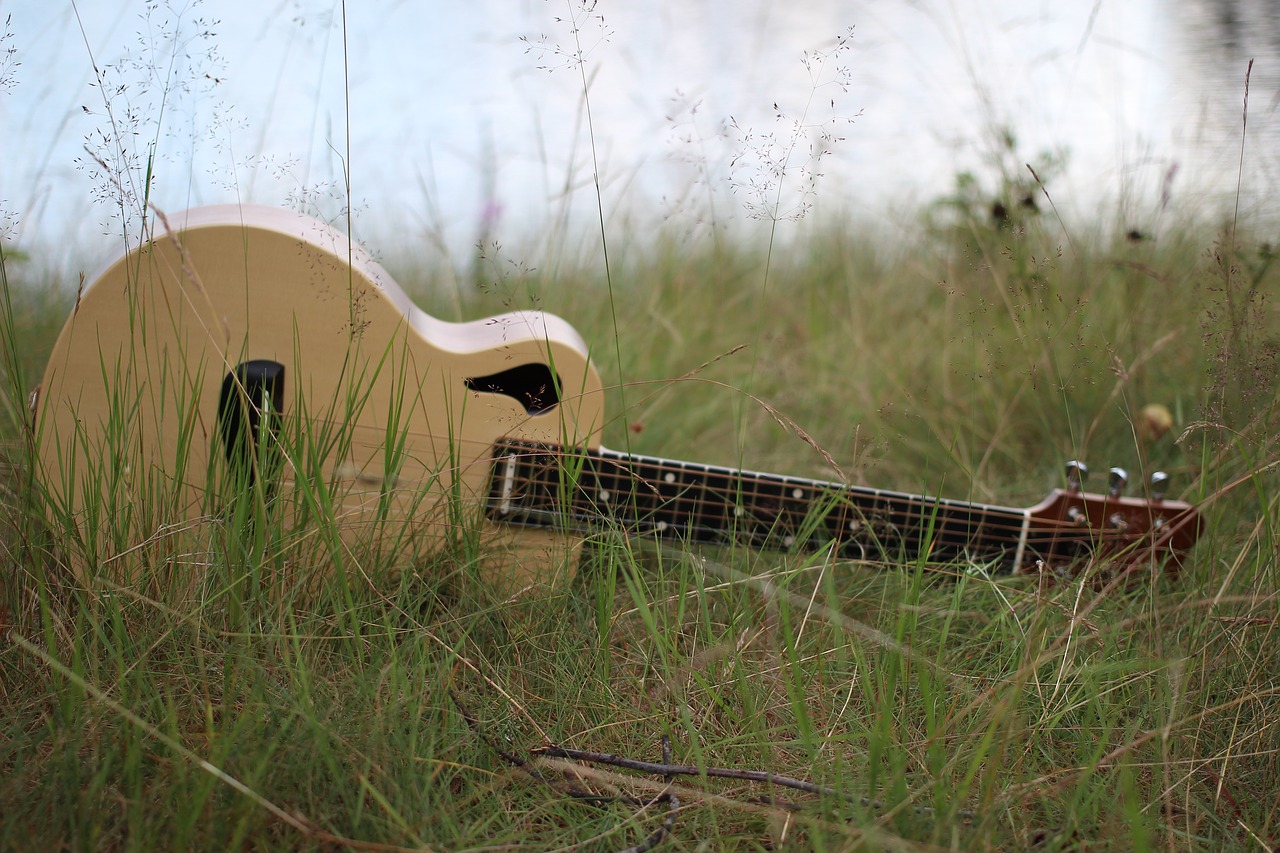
<box><xmin>1140</xmin><ymin>403</ymin><xmax>1174</xmax><ymax>440</ymax></box>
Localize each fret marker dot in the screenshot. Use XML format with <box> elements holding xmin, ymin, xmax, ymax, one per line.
<box><xmin>792</xmin><ymin>488</ymin><xmax>804</xmax><ymax>499</ymax></box>
<box><xmin>664</xmin><ymin>472</ymin><xmax>676</xmax><ymax>484</ymax></box>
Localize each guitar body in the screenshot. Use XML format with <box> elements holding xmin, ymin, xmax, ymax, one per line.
<box><xmin>35</xmin><ymin>205</ymin><xmax>604</xmax><ymax>586</ymax></box>
<box><xmin>35</xmin><ymin>205</ymin><xmax>1200</xmax><ymax>588</ymax></box>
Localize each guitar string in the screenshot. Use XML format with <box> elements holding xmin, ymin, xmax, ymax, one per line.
<box><xmin>497</xmin><ymin>455</ymin><xmax>1050</xmax><ymax>568</ymax></box>
<box><xmin>501</xmin><ymin>443</ymin><xmax>1090</xmax><ymax>544</ymax></box>
<box><xmin>499</xmin><ymin>439</ymin><xmax>1034</xmax><ymax>533</ymax></box>
<box><xmin>497</xmin><ymin>472</ymin><xmax>1152</xmax><ymax>571</ymax></box>
<box><xmin>541</xmin><ymin>452</ymin><xmax>1178</xmax><ymax>557</ymax></box>
<box><xmin>488</xmin><ymin>442</ymin><xmax>1131</xmax><ymax>557</ymax></box>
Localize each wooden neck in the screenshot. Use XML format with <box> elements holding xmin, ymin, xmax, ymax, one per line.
<box><xmin>486</xmin><ymin>439</ymin><xmax>1038</xmax><ymax>570</ymax></box>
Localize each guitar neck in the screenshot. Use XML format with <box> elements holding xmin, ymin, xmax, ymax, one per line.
<box><xmin>486</xmin><ymin>439</ymin><xmax>1038</xmax><ymax>569</ymax></box>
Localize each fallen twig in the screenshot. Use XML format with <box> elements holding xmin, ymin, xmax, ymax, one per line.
<box><xmin>450</xmin><ymin>689</ymin><xmax>679</xmax><ymax>852</ymax></box>
<box><xmin>449</xmin><ymin>687</ymin><xmax>976</xmax><ymax>853</ymax></box>
<box><xmin>533</xmin><ymin>745</ymin><xmax>843</xmax><ymax>800</ymax></box>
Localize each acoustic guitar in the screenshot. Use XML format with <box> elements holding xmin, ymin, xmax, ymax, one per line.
<box><xmin>32</xmin><ymin>205</ymin><xmax>1200</xmax><ymax>585</ymax></box>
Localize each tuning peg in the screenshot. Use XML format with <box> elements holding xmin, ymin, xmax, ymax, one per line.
<box><xmin>1065</xmin><ymin>460</ymin><xmax>1088</xmax><ymax>492</ymax></box>
<box><xmin>1150</xmin><ymin>471</ymin><xmax>1170</xmax><ymax>502</ymax></box>
<box><xmin>1108</xmin><ymin>467</ymin><xmax>1128</xmax><ymax>497</ymax></box>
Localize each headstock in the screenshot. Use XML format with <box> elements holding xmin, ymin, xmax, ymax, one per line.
<box><xmin>1023</xmin><ymin>461</ymin><xmax>1201</xmax><ymax>572</ymax></box>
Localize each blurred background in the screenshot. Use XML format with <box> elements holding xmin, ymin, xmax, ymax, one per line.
<box><xmin>1</xmin><ymin>0</ymin><xmax>1277</xmax><ymax>270</ymax></box>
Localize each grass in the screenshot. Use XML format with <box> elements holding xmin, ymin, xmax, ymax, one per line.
<box><xmin>1</xmin><ymin>210</ymin><xmax>1278</xmax><ymax>851</ymax></box>
<box><xmin>2</xmin><ymin>4</ymin><xmax>1279</xmax><ymax>850</ymax></box>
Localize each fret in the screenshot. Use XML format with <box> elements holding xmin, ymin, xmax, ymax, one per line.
<box><xmin>676</xmin><ymin>458</ymin><xmax>706</xmax><ymax>537</ymax></box>
<box><xmin>486</xmin><ymin>440</ymin><xmax>1034</xmax><ymax>569</ymax></box>
<box><xmin>496</xmin><ymin>453</ymin><xmax>518</xmax><ymax>517</ymax></box>
<box><xmin>627</xmin><ymin>458</ymin><xmax>664</xmax><ymax>531</ymax></box>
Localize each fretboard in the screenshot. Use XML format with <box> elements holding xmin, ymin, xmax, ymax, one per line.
<box><xmin>485</xmin><ymin>439</ymin><xmax>1040</xmax><ymax>569</ymax></box>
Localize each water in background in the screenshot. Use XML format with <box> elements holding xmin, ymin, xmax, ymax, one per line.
<box><xmin>1167</xmin><ymin>0</ymin><xmax>1280</xmax><ymax>207</ymax></box>
<box><xmin>1</xmin><ymin>0</ymin><xmax>1277</xmax><ymax>267</ymax></box>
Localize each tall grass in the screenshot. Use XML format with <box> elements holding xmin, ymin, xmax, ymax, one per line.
<box><xmin>3</xmin><ymin>211</ymin><xmax>1277</xmax><ymax>850</ymax></box>
<box><xmin>2</xmin><ymin>4</ymin><xmax>1278</xmax><ymax>852</ymax></box>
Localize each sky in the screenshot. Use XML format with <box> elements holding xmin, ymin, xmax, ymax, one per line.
<box><xmin>1</xmin><ymin>0</ymin><xmax>1272</xmax><ymax>269</ymax></box>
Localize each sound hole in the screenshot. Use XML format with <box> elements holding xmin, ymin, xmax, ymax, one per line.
<box><xmin>464</xmin><ymin>363</ymin><xmax>560</xmax><ymax>415</ymax></box>
<box><xmin>218</xmin><ymin>360</ymin><xmax>285</xmax><ymax>485</ymax></box>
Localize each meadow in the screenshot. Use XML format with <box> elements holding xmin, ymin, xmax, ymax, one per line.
<box><xmin>1</xmin><ymin>6</ymin><xmax>1279</xmax><ymax>852</ymax></box>
<box><xmin>2</xmin><ymin>186</ymin><xmax>1278</xmax><ymax>850</ymax></box>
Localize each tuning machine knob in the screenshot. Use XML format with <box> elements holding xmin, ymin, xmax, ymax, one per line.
<box><xmin>1065</xmin><ymin>460</ymin><xmax>1088</xmax><ymax>493</ymax></box>
<box><xmin>1108</xmin><ymin>467</ymin><xmax>1128</xmax><ymax>497</ymax></box>
<box><xmin>1150</xmin><ymin>471</ymin><xmax>1170</xmax><ymax>502</ymax></box>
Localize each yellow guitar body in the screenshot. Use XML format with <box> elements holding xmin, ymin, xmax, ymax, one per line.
<box><xmin>35</xmin><ymin>205</ymin><xmax>605</xmax><ymax>589</ymax></box>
